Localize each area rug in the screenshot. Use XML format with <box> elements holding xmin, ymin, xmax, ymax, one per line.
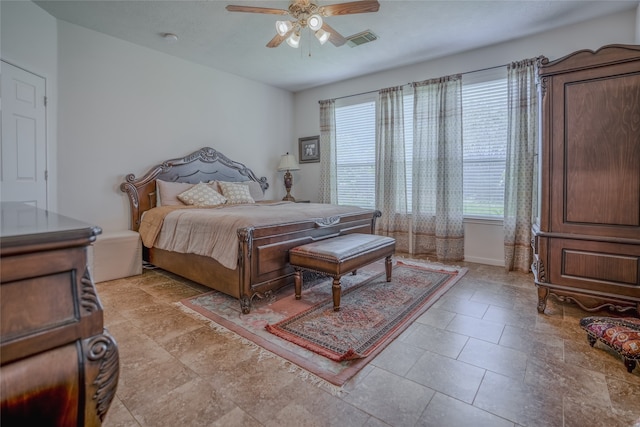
<box><xmin>180</xmin><ymin>259</ymin><xmax>467</xmax><ymax>387</ymax></box>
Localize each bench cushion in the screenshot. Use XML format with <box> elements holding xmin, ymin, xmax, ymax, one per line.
<box><xmin>290</xmin><ymin>233</ymin><xmax>395</xmax><ymax>277</ymax></box>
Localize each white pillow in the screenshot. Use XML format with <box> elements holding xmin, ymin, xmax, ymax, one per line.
<box><xmin>177</xmin><ymin>182</ymin><xmax>227</xmax><ymax>206</ymax></box>
<box><xmin>245</xmin><ymin>181</ymin><xmax>265</xmax><ymax>202</ymax></box>
<box><xmin>218</xmin><ymin>181</ymin><xmax>255</xmax><ymax>204</ymax></box>
<box><xmin>156</xmin><ymin>180</ymin><xmax>194</xmax><ymax>206</ymax></box>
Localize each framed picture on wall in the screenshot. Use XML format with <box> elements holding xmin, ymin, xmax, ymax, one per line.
<box><xmin>299</xmin><ymin>136</ymin><xmax>320</xmax><ymax>163</ymax></box>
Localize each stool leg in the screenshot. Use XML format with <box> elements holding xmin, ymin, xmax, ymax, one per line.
<box><xmin>332</xmin><ymin>277</ymin><xmax>341</xmax><ymax>311</ymax></box>
<box><xmin>385</xmin><ymin>255</ymin><xmax>392</xmax><ymax>282</ymax></box>
<box><xmin>623</xmin><ymin>358</ymin><xmax>636</xmax><ymax>373</ymax></box>
<box><xmin>294</xmin><ymin>269</ymin><xmax>302</xmax><ymax>300</ymax></box>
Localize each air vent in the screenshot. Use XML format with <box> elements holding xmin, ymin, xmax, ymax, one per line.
<box><xmin>346</xmin><ymin>30</ymin><xmax>378</xmax><ymax>47</ymax></box>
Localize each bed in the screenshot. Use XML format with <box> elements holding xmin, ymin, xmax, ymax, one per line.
<box><xmin>120</xmin><ymin>147</ymin><xmax>380</xmax><ymax>313</ymax></box>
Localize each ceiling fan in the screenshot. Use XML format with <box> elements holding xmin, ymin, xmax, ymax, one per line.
<box><xmin>226</xmin><ymin>0</ymin><xmax>380</xmax><ymax>48</ymax></box>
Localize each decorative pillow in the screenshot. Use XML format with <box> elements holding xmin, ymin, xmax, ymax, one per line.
<box><xmin>212</xmin><ymin>181</ymin><xmax>265</xmax><ymax>202</ymax></box>
<box><xmin>156</xmin><ymin>180</ymin><xmax>194</xmax><ymax>206</ymax></box>
<box><xmin>218</xmin><ymin>181</ymin><xmax>255</xmax><ymax>204</ymax></box>
<box><xmin>177</xmin><ymin>182</ymin><xmax>227</xmax><ymax>206</ymax></box>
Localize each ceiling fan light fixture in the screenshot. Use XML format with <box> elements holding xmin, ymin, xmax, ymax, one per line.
<box><xmin>275</xmin><ymin>20</ymin><xmax>293</xmax><ymax>36</ymax></box>
<box><xmin>315</xmin><ymin>28</ymin><xmax>330</xmax><ymax>45</ymax></box>
<box><xmin>307</xmin><ymin>14</ymin><xmax>323</xmax><ymax>31</ymax></box>
<box><xmin>286</xmin><ymin>32</ymin><xmax>301</xmax><ymax>48</ymax></box>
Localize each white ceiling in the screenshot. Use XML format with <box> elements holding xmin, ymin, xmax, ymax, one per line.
<box><xmin>34</xmin><ymin>0</ymin><xmax>638</xmax><ymax>92</ymax></box>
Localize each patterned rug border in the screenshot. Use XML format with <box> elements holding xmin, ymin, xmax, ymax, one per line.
<box><xmin>179</xmin><ymin>260</ymin><xmax>468</xmax><ymax>387</ymax></box>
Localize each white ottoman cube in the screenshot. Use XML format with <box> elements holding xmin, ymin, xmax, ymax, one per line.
<box><xmin>89</xmin><ymin>230</ymin><xmax>142</xmax><ymax>283</ymax></box>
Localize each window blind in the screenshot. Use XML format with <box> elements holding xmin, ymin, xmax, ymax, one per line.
<box><xmin>335</xmin><ymin>100</ymin><xmax>376</xmax><ymax>208</ymax></box>
<box><xmin>461</xmin><ymin>77</ymin><xmax>508</xmax><ymax>217</ymax></box>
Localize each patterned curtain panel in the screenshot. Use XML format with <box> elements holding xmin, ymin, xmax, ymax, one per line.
<box><xmin>318</xmin><ymin>99</ymin><xmax>338</xmax><ymax>204</ymax></box>
<box><xmin>503</xmin><ymin>58</ymin><xmax>538</xmax><ymax>272</ymax></box>
<box><xmin>375</xmin><ymin>86</ymin><xmax>410</xmax><ymax>252</ymax></box>
<box><xmin>412</xmin><ymin>75</ymin><xmax>464</xmax><ymax>262</ymax></box>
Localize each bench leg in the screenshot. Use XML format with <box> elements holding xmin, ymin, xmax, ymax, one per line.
<box><xmin>294</xmin><ymin>269</ymin><xmax>302</xmax><ymax>300</ymax></box>
<box><xmin>332</xmin><ymin>277</ymin><xmax>341</xmax><ymax>311</ymax></box>
<box><xmin>385</xmin><ymin>255</ymin><xmax>393</xmax><ymax>282</ymax></box>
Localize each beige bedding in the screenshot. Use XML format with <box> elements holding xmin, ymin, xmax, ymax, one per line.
<box><xmin>139</xmin><ymin>201</ymin><xmax>370</xmax><ymax>270</ymax></box>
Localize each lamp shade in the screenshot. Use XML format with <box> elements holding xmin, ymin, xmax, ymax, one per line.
<box><xmin>277</xmin><ymin>153</ymin><xmax>300</xmax><ymax>171</ymax></box>
<box><xmin>286</xmin><ymin>32</ymin><xmax>301</xmax><ymax>48</ymax></box>
<box><xmin>275</xmin><ymin>20</ymin><xmax>293</xmax><ymax>36</ymax></box>
<box><xmin>315</xmin><ymin>28</ymin><xmax>330</xmax><ymax>45</ymax></box>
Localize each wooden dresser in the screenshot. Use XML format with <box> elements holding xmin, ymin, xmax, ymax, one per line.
<box><xmin>532</xmin><ymin>44</ymin><xmax>640</xmax><ymax>315</ymax></box>
<box><xmin>0</xmin><ymin>202</ymin><xmax>119</xmax><ymax>426</ymax></box>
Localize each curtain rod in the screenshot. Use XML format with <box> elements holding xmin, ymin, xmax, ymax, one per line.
<box><xmin>325</xmin><ymin>62</ymin><xmax>508</xmax><ymax>103</ymax></box>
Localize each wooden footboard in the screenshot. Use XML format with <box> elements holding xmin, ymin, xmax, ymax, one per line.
<box><xmin>147</xmin><ymin>209</ymin><xmax>380</xmax><ymax>313</ymax></box>
<box><xmin>237</xmin><ymin>209</ymin><xmax>381</xmax><ymax>313</ymax></box>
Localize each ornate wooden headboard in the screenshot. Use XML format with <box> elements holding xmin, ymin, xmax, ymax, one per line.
<box><xmin>120</xmin><ymin>147</ymin><xmax>269</xmax><ymax>231</ymax></box>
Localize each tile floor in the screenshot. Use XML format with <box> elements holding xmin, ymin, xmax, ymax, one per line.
<box><xmin>97</xmin><ymin>259</ymin><xmax>640</xmax><ymax>427</ymax></box>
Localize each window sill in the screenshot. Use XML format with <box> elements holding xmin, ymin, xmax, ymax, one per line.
<box><xmin>463</xmin><ymin>216</ymin><xmax>503</xmax><ymax>226</ymax></box>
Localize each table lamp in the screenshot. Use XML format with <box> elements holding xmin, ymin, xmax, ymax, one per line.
<box><xmin>277</xmin><ymin>152</ymin><xmax>300</xmax><ymax>202</ymax></box>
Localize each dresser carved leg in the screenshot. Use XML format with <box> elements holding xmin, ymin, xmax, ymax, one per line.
<box><xmin>537</xmin><ymin>286</ymin><xmax>549</xmax><ymax>313</ymax></box>
<box><xmin>84</xmin><ymin>330</ymin><xmax>119</xmax><ymax>424</ymax></box>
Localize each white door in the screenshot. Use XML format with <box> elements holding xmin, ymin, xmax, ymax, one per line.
<box><xmin>1</xmin><ymin>61</ymin><xmax>48</xmax><ymax>209</ymax></box>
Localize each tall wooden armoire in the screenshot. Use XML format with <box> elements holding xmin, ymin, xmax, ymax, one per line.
<box><xmin>532</xmin><ymin>44</ymin><xmax>640</xmax><ymax>315</ymax></box>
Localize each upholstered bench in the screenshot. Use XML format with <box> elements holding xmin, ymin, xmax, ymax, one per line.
<box><xmin>579</xmin><ymin>316</ymin><xmax>640</xmax><ymax>373</ymax></box>
<box><xmin>289</xmin><ymin>233</ymin><xmax>396</xmax><ymax>311</ymax></box>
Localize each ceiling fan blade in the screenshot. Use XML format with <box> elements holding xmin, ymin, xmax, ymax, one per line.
<box><xmin>321</xmin><ymin>22</ymin><xmax>347</xmax><ymax>47</ymax></box>
<box><xmin>226</xmin><ymin>5</ymin><xmax>289</xmax><ymax>15</ymax></box>
<box><xmin>320</xmin><ymin>0</ymin><xmax>380</xmax><ymax>17</ymax></box>
<box><xmin>266</xmin><ymin>29</ymin><xmax>292</xmax><ymax>48</ymax></box>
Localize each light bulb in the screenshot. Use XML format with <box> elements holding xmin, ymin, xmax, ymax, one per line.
<box><xmin>307</xmin><ymin>14</ymin><xmax>323</xmax><ymax>31</ymax></box>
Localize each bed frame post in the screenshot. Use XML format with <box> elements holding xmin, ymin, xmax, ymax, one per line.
<box><xmin>237</xmin><ymin>227</ymin><xmax>254</xmax><ymax>314</ymax></box>
<box><xmin>371</xmin><ymin>210</ymin><xmax>382</xmax><ymax>233</ymax></box>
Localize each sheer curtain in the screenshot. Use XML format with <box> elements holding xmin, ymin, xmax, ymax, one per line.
<box><xmin>504</xmin><ymin>58</ymin><xmax>538</xmax><ymax>272</ymax></box>
<box><xmin>412</xmin><ymin>75</ymin><xmax>464</xmax><ymax>262</ymax></box>
<box><xmin>375</xmin><ymin>86</ymin><xmax>410</xmax><ymax>252</ymax></box>
<box><xmin>318</xmin><ymin>99</ymin><xmax>337</xmax><ymax>204</ymax></box>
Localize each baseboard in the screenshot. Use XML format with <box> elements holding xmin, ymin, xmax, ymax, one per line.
<box><xmin>463</xmin><ymin>255</ymin><xmax>504</xmax><ymax>267</ymax></box>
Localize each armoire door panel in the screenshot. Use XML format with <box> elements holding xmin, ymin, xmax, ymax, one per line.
<box><xmin>548</xmin><ymin>238</ymin><xmax>640</xmax><ymax>293</ymax></box>
<box><xmin>565</xmin><ymin>74</ymin><xmax>640</xmax><ymax>227</ymax></box>
<box><xmin>549</xmin><ymin>64</ymin><xmax>640</xmax><ymax>239</ymax></box>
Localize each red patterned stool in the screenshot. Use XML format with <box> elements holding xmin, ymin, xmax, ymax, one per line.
<box><xmin>579</xmin><ymin>316</ymin><xmax>640</xmax><ymax>373</ymax></box>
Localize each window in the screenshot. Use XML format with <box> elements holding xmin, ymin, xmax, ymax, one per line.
<box><xmin>335</xmin><ymin>70</ymin><xmax>508</xmax><ymax>218</ymax></box>
<box><xmin>461</xmin><ymin>71</ymin><xmax>508</xmax><ymax>217</ymax></box>
<box><xmin>335</xmin><ymin>99</ymin><xmax>376</xmax><ymax>209</ymax></box>
<box><xmin>335</xmin><ymin>95</ymin><xmax>413</xmax><ymax>210</ymax></box>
